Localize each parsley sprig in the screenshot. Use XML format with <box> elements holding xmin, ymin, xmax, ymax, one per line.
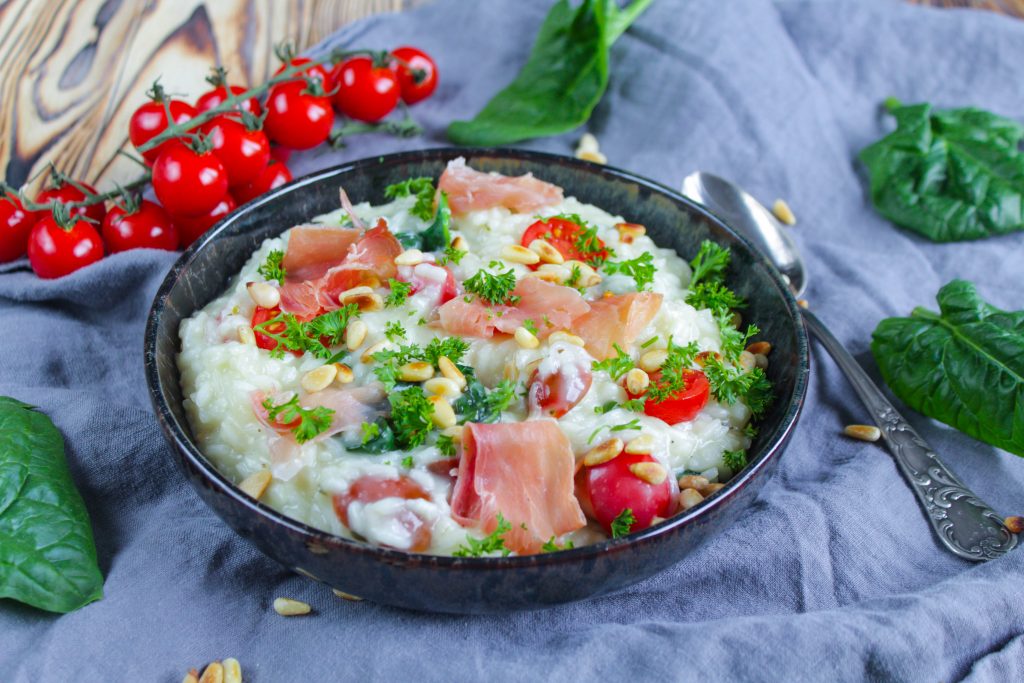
<box><xmin>262</xmin><ymin>394</ymin><xmax>334</xmax><ymax>443</ymax></box>
<box><xmin>453</xmin><ymin>513</ymin><xmax>512</xmax><ymax>557</ymax></box>
<box><xmin>463</xmin><ymin>267</ymin><xmax>518</xmax><ymax>305</ymax></box>
<box><xmin>603</xmin><ymin>252</ymin><xmax>656</xmax><ymax>291</ymax></box>
<box><xmin>389</xmin><ymin>386</ymin><xmax>435</xmax><ymax>450</ymax></box>
<box><xmin>646</xmin><ymin>340</ymin><xmax>700</xmax><ymax>403</ymax></box>
<box><xmin>610</xmin><ymin>509</ymin><xmax>636</xmax><ymax>538</ymax></box>
<box><xmin>385</xmin><ymin>278</ymin><xmax>413</xmax><ymax>307</ymax></box>
<box><xmin>384</xmin><ymin>177</ymin><xmax>436</xmax><ymax>221</ymax></box>
<box><xmin>591</xmin><ymin>343</ymin><xmax>634</xmax><ymax>380</ymax></box>
<box><xmin>689</xmin><ymin>240</ymin><xmax>731</xmax><ymax>286</ymax></box>
<box><xmin>723</xmin><ymin>449</ymin><xmax>748</xmax><ymax>472</ymax></box>
<box><xmin>702</xmin><ymin>354</ymin><xmax>773</xmax><ymax>418</ymax></box>
<box><xmin>253</xmin><ymin>304</ymin><xmax>360</xmax><ymax>359</ymax></box>
<box><xmin>258</xmin><ymin>249</ymin><xmax>286</xmax><ymax>284</ymax></box>
<box><xmin>372</xmin><ymin>337</ymin><xmax>471</xmax><ymax>390</ymax></box>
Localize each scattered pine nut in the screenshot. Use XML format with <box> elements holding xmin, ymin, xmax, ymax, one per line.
<box><xmin>273</xmin><ymin>597</ymin><xmax>311</xmax><ymax>616</ymax></box>
<box><xmin>528</xmin><ymin>239</ymin><xmax>564</xmax><ymax>264</ymax></box>
<box><xmin>625</xmin><ymin>367</ymin><xmax>650</xmax><ymax>395</ymax></box>
<box><xmin>614</xmin><ymin>222</ymin><xmax>646</xmax><ymax>244</ymax></box>
<box><xmin>678</xmin><ymin>475</ymin><xmax>710</xmax><ymax>491</ymax></box>
<box><xmin>746</xmin><ymin>341</ymin><xmax>772</xmax><ymax>356</ymax></box>
<box><xmin>679</xmin><ymin>488</ymin><xmax>705</xmax><ymax>510</ymax></box>
<box><xmin>577</xmin><ymin>150</ymin><xmax>607</xmax><ymax>164</ymax></box>
<box><xmin>514</xmin><ymin>325</ymin><xmax>540</xmax><ymax>349</ymax></box>
<box><xmin>301</xmin><ymin>364</ymin><xmax>338</xmax><ymax>393</ymax></box>
<box><xmin>333</xmin><ymin>363</ymin><xmax>354</xmax><ymax>385</ymax></box>
<box><xmin>772</xmin><ymin>199</ymin><xmax>797</xmax><ymax>225</ymax></box>
<box><xmin>797</xmin><ymin>299</ymin><xmax>809</xmax><ymax>309</ymax></box>
<box><xmin>222</xmin><ymin>659</ymin><xmax>242</xmax><ymax>683</ymax></box>
<box><xmin>500</xmin><ymin>244</ymin><xmax>541</xmax><ymax>265</ymax></box>
<box><xmin>238</xmin><ymin>470</ymin><xmax>272</xmax><ymax>500</ymax></box>
<box><xmin>398</xmin><ymin>361</ymin><xmax>434</xmax><ymax>383</ymax></box>
<box><xmin>438</xmin><ymin>356</ymin><xmax>467</xmax><ymax>389</ymax></box>
<box><xmin>183</xmin><ymin>671</ymin><xmax>199</xmax><ymax>683</ymax></box>
<box><xmin>564</xmin><ymin>260</ymin><xmax>601</xmax><ymax>287</ymax></box>
<box><xmin>1003</xmin><ymin>516</ymin><xmax>1023</xmax><ymax>534</ymax></box>
<box><xmin>576</xmin><ymin>132</ymin><xmax>600</xmax><ymax>155</ymax></box>
<box><xmin>699</xmin><ymin>482</ymin><xmax>726</xmax><ymax>496</ymax></box>
<box><xmin>549</xmin><ymin>330</ymin><xmax>585</xmax><ymax>347</ymax></box>
<box><xmin>197</xmin><ymin>661</ymin><xmax>224</xmax><ymax>683</ymax></box>
<box><xmin>451</xmin><ymin>235</ymin><xmax>468</xmax><ymax>252</ymax></box>
<box><xmin>629</xmin><ymin>461</ymin><xmax>667</xmax><ymax>485</ymax></box>
<box><xmin>394</xmin><ymin>248</ymin><xmax>424</xmax><ymax>266</ymax></box>
<box><xmin>332</xmin><ymin>588</ymin><xmax>364</xmax><ymax>601</ymax></box>
<box><xmin>345</xmin><ymin>320</ymin><xmax>368</xmax><ymax>350</ymax></box>
<box><xmin>237</xmin><ymin>325</ymin><xmax>256</xmax><ymax>346</ymax></box>
<box><xmin>583</xmin><ymin>438</ymin><xmax>624</xmax><ymax>467</ymax></box>
<box><xmin>639</xmin><ymin>349</ymin><xmax>668</xmax><ymax>373</ymax></box>
<box><xmin>424</xmin><ymin>376</ymin><xmax>461</xmax><ymax>399</ymax></box>
<box><xmin>428</xmin><ymin>395</ymin><xmax>457</xmax><ymax>429</ymax></box>
<box><xmin>843</xmin><ymin>424</ymin><xmax>881</xmax><ymax>442</ymax></box>
<box><xmin>754</xmin><ymin>353</ymin><xmax>769</xmax><ymax>370</ymax></box>
<box><xmin>247</xmin><ymin>281</ymin><xmax>281</xmax><ymax>309</ymax></box>
<box><xmin>624</xmin><ymin>434</ymin><xmax>655</xmax><ymax>455</ymax></box>
<box><xmin>738</xmin><ymin>351</ymin><xmax>756</xmax><ymax>372</ymax></box>
<box><xmin>361</xmin><ymin>340</ymin><xmax>389</xmax><ymax>363</ymax></box>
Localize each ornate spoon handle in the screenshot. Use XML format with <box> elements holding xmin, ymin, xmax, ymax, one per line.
<box><xmin>801</xmin><ymin>308</ymin><xmax>1016</xmax><ymax>561</ymax></box>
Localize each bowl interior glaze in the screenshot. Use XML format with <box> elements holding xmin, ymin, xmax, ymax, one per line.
<box><xmin>145</xmin><ymin>148</ymin><xmax>809</xmax><ymax>613</ymax></box>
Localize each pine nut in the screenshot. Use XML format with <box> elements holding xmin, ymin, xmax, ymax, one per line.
<box><xmin>746</xmin><ymin>341</ymin><xmax>772</xmax><ymax>356</ymax></box>
<box><xmin>197</xmin><ymin>662</ymin><xmax>224</xmax><ymax>683</ymax></box>
<box><xmin>237</xmin><ymin>325</ymin><xmax>256</xmax><ymax>346</ymax></box>
<box><xmin>333</xmin><ymin>363</ymin><xmax>354</xmax><ymax>384</ymax></box>
<box><xmin>629</xmin><ymin>461</ymin><xmax>667</xmax><ymax>485</ymax></box>
<box><xmin>615</xmin><ymin>222</ymin><xmax>646</xmax><ymax>244</ymax></box>
<box><xmin>331</xmin><ymin>588</ymin><xmax>363</xmax><ymax>601</ymax></box>
<box><xmin>577</xmin><ymin>150</ymin><xmax>607</xmax><ymax>164</ymax></box>
<box><xmin>625</xmin><ymin>368</ymin><xmax>650</xmax><ymax>395</ymax></box>
<box><xmin>345</xmin><ymin>319</ymin><xmax>368</xmax><ymax>350</ymax></box>
<box><xmin>583</xmin><ymin>438</ymin><xmax>624</xmax><ymax>467</ymax></box>
<box><xmin>678</xmin><ymin>475</ymin><xmax>710</xmax><ymax>490</ymax></box>
<box><xmin>772</xmin><ymin>198</ymin><xmax>796</xmax><ymax>225</ymax></box>
<box><xmin>428</xmin><ymin>395</ymin><xmax>457</xmax><ymax>428</ymax></box>
<box><xmin>514</xmin><ymin>325</ymin><xmax>540</xmax><ymax>349</ymax></box>
<box><xmin>797</xmin><ymin>299</ymin><xmax>809</xmax><ymax>309</ymax></box>
<box><xmin>679</xmin><ymin>488</ymin><xmax>705</xmax><ymax>510</ymax></box>
<box><xmin>528</xmin><ymin>239</ymin><xmax>564</xmax><ymax>264</ymax></box>
<box><xmin>247</xmin><ymin>281</ymin><xmax>281</xmax><ymax>309</ymax></box>
<box><xmin>639</xmin><ymin>349</ymin><xmax>668</xmax><ymax>373</ymax></box>
<box><xmin>238</xmin><ymin>470</ymin><xmax>271</xmax><ymax>500</ymax></box>
<box><xmin>184</xmin><ymin>671</ymin><xmax>199</xmax><ymax>683</ymax></box>
<box><xmin>301</xmin><ymin>364</ymin><xmax>338</xmax><ymax>393</ymax></box>
<box><xmin>738</xmin><ymin>351</ymin><xmax>756</xmax><ymax>372</ymax></box>
<box><xmin>424</xmin><ymin>376</ymin><xmax>461</xmax><ymax>399</ymax></box>
<box><xmin>501</xmin><ymin>244</ymin><xmax>540</xmax><ymax>265</ymax></box>
<box><xmin>754</xmin><ymin>353</ymin><xmax>769</xmax><ymax>370</ymax></box>
<box><xmin>549</xmin><ymin>330</ymin><xmax>585</xmax><ymax>347</ymax></box>
<box><xmin>843</xmin><ymin>424</ymin><xmax>881</xmax><ymax>442</ymax></box>
<box><xmin>576</xmin><ymin>132</ymin><xmax>600</xmax><ymax>154</ymax></box>
<box><xmin>699</xmin><ymin>482</ymin><xmax>726</xmax><ymax>496</ymax></box>
<box><xmin>273</xmin><ymin>597</ymin><xmax>311</xmax><ymax>616</ymax></box>
<box><xmin>565</xmin><ymin>260</ymin><xmax>601</xmax><ymax>287</ymax></box>
<box><xmin>624</xmin><ymin>434</ymin><xmax>655</xmax><ymax>455</ymax></box>
<box><xmin>1004</xmin><ymin>516</ymin><xmax>1024</xmax><ymax>534</ymax></box>
<box><xmin>399</xmin><ymin>361</ymin><xmax>434</xmax><ymax>382</ymax></box>
<box><xmin>437</xmin><ymin>356</ymin><xmax>467</xmax><ymax>389</ymax></box>
<box><xmin>361</xmin><ymin>340</ymin><xmax>389</xmax><ymax>363</ymax></box>
<box><xmin>222</xmin><ymin>659</ymin><xmax>242</xmax><ymax>683</ymax></box>
<box><xmin>394</xmin><ymin>248</ymin><xmax>424</xmax><ymax>266</ymax></box>
<box><xmin>339</xmin><ymin>287</ymin><xmax>383</xmax><ymax>312</ymax></box>
<box><xmin>451</xmin><ymin>235</ymin><xmax>468</xmax><ymax>251</ymax></box>
<box><xmin>441</xmin><ymin>425</ymin><xmax>464</xmax><ymax>443</ymax></box>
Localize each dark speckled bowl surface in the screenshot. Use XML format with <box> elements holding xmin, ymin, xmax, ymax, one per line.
<box><xmin>144</xmin><ymin>148</ymin><xmax>809</xmax><ymax>614</ymax></box>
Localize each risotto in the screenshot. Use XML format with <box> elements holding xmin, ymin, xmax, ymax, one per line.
<box><xmin>178</xmin><ymin>158</ymin><xmax>772</xmax><ymax>556</ymax></box>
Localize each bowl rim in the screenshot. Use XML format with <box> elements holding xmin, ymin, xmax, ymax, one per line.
<box><xmin>144</xmin><ymin>146</ymin><xmax>810</xmax><ymax>569</ymax></box>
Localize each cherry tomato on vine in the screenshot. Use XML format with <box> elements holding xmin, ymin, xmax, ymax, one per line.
<box><xmin>0</xmin><ymin>193</ymin><xmax>40</xmax><ymax>263</ymax></box>
<box><xmin>232</xmin><ymin>159</ymin><xmax>292</xmax><ymax>204</ymax></box>
<box><xmin>263</xmin><ymin>81</ymin><xmax>335</xmax><ymax>150</ymax></box>
<box><xmin>628</xmin><ymin>369</ymin><xmax>711</xmax><ymax>425</ymax></box>
<box><xmin>275</xmin><ymin>57</ymin><xmax>333</xmax><ymax>91</ymax></box>
<box><xmin>151</xmin><ymin>143</ymin><xmax>229</xmax><ymax>218</ymax></box>
<box><xmin>174</xmin><ymin>194</ymin><xmax>236</xmax><ymax>249</ymax></box>
<box><xmin>195</xmin><ymin>84</ymin><xmax>260</xmax><ymax>116</ymax></box>
<box><xmin>129</xmin><ymin>98</ymin><xmax>197</xmax><ymax>164</ymax></box>
<box><xmin>576</xmin><ymin>451</ymin><xmax>676</xmax><ymax>536</ymax></box>
<box><xmin>332</xmin><ymin>56</ymin><xmax>400</xmax><ymax>123</ymax></box>
<box><xmin>36</xmin><ymin>181</ymin><xmax>106</xmax><ymax>226</ymax></box>
<box><xmin>390</xmin><ymin>46</ymin><xmax>438</xmax><ymax>105</ymax></box>
<box><xmin>101</xmin><ymin>200</ymin><xmax>178</xmax><ymax>253</ymax></box>
<box><xmin>520</xmin><ymin>216</ymin><xmax>609</xmax><ymax>269</ymax></box>
<box><xmin>27</xmin><ymin>214</ymin><xmax>104</xmax><ymax>279</ymax></box>
<box><xmin>200</xmin><ymin>115</ymin><xmax>271</xmax><ymax>189</ymax></box>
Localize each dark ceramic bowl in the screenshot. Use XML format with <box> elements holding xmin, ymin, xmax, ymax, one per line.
<box><xmin>145</xmin><ymin>148</ymin><xmax>809</xmax><ymax>614</ymax></box>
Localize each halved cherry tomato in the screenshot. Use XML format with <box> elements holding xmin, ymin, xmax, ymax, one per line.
<box><xmin>630</xmin><ymin>369</ymin><xmax>711</xmax><ymax>425</ymax></box>
<box><xmin>332</xmin><ymin>56</ymin><xmax>400</xmax><ymax>123</ymax></box>
<box><xmin>251</xmin><ymin>305</ymin><xmax>298</xmax><ymax>355</ymax></box>
<box><xmin>36</xmin><ymin>182</ymin><xmax>106</xmax><ymax>226</ymax></box>
<box><xmin>151</xmin><ymin>143</ymin><xmax>229</xmax><ymax>217</ymax></box>
<box><xmin>332</xmin><ymin>475</ymin><xmax>432</xmax><ymax>551</ymax></box>
<box><xmin>174</xmin><ymin>195</ymin><xmax>236</xmax><ymax>249</ymax></box>
<box><xmin>232</xmin><ymin>160</ymin><xmax>292</xmax><ymax>204</ymax></box>
<box><xmin>27</xmin><ymin>214</ymin><xmax>104</xmax><ymax>279</ymax></box>
<box><xmin>195</xmin><ymin>84</ymin><xmax>260</xmax><ymax>116</ymax></box>
<box><xmin>129</xmin><ymin>98</ymin><xmax>197</xmax><ymax>164</ymax></box>
<box><xmin>577</xmin><ymin>451</ymin><xmax>675</xmax><ymax>536</ymax></box>
<box><xmin>520</xmin><ymin>216</ymin><xmax>609</xmax><ymax>269</ymax></box>
<box><xmin>275</xmin><ymin>57</ymin><xmax>333</xmax><ymax>91</ymax></box>
<box><xmin>263</xmin><ymin>81</ymin><xmax>334</xmax><ymax>150</ymax></box>
<box><xmin>390</xmin><ymin>46</ymin><xmax>438</xmax><ymax>105</ymax></box>
<box><xmin>0</xmin><ymin>193</ymin><xmax>40</xmax><ymax>262</ymax></box>
<box><xmin>102</xmin><ymin>200</ymin><xmax>178</xmax><ymax>253</ymax></box>
<box><xmin>528</xmin><ymin>361</ymin><xmax>593</xmax><ymax>418</ymax></box>
<box><xmin>200</xmin><ymin>115</ymin><xmax>271</xmax><ymax>189</ymax></box>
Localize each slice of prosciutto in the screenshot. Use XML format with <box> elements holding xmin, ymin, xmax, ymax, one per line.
<box><xmin>437</xmin><ymin>277</ymin><xmax>589</xmax><ymax>338</ymax></box>
<box><xmin>451</xmin><ymin>421</ymin><xmax>586</xmax><ymax>555</ymax></box>
<box><xmin>282</xmin><ymin>225</ymin><xmax>361</xmax><ymax>282</ymax></box>
<box><xmin>438</xmin><ymin>157</ymin><xmax>563</xmax><ymax>216</ymax></box>
<box><xmin>574</xmin><ymin>292</ymin><xmax>663</xmax><ymax>360</ymax></box>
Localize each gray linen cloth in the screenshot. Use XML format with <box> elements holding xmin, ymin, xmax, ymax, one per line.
<box><xmin>2</xmin><ymin>0</ymin><xmax>1022</xmax><ymax>680</ymax></box>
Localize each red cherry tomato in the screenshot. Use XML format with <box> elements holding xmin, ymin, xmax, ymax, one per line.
<box><xmin>520</xmin><ymin>216</ymin><xmax>609</xmax><ymax>269</ymax></box>
<box><xmin>101</xmin><ymin>200</ymin><xmax>178</xmax><ymax>253</ymax></box>
<box><xmin>332</xmin><ymin>56</ymin><xmax>400</xmax><ymax>123</ymax></box>
<box><xmin>200</xmin><ymin>115</ymin><xmax>271</xmax><ymax>189</ymax></box>
<box><xmin>390</xmin><ymin>46</ymin><xmax>438</xmax><ymax>105</ymax></box>
<box><xmin>275</xmin><ymin>57</ymin><xmax>333</xmax><ymax>91</ymax></box>
<box><xmin>577</xmin><ymin>451</ymin><xmax>675</xmax><ymax>536</ymax></box>
<box><xmin>251</xmin><ymin>305</ymin><xmax>297</xmax><ymax>355</ymax></box>
<box><xmin>269</xmin><ymin>146</ymin><xmax>292</xmax><ymax>164</ymax></box>
<box><xmin>129</xmin><ymin>98</ymin><xmax>197</xmax><ymax>164</ymax></box>
<box><xmin>36</xmin><ymin>182</ymin><xmax>106</xmax><ymax>226</ymax></box>
<box><xmin>528</xmin><ymin>361</ymin><xmax>593</xmax><ymax>418</ymax></box>
<box><xmin>0</xmin><ymin>193</ymin><xmax>40</xmax><ymax>262</ymax></box>
<box><xmin>195</xmin><ymin>84</ymin><xmax>260</xmax><ymax>116</ymax></box>
<box><xmin>27</xmin><ymin>214</ymin><xmax>104</xmax><ymax>279</ymax></box>
<box><xmin>630</xmin><ymin>370</ymin><xmax>711</xmax><ymax>425</ymax></box>
<box><xmin>263</xmin><ymin>81</ymin><xmax>334</xmax><ymax>150</ymax></box>
<box><xmin>174</xmin><ymin>195</ymin><xmax>236</xmax><ymax>249</ymax></box>
<box><xmin>151</xmin><ymin>143</ymin><xmax>229</xmax><ymax>217</ymax></box>
<box><xmin>232</xmin><ymin>160</ymin><xmax>292</xmax><ymax>204</ymax></box>
<box><xmin>332</xmin><ymin>475</ymin><xmax>432</xmax><ymax>552</ymax></box>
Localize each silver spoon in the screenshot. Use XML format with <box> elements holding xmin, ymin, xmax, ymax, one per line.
<box><xmin>681</xmin><ymin>172</ymin><xmax>1017</xmax><ymax>561</ymax></box>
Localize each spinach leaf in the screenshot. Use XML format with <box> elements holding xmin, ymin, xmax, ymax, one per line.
<box><xmin>859</xmin><ymin>99</ymin><xmax>1024</xmax><ymax>242</ymax></box>
<box><xmin>419</xmin><ymin>192</ymin><xmax>451</xmax><ymax>253</ymax></box>
<box><xmin>0</xmin><ymin>397</ymin><xmax>103</xmax><ymax>612</ymax></box>
<box><xmin>447</xmin><ymin>0</ymin><xmax>652</xmax><ymax>146</ymax></box>
<box><xmin>871</xmin><ymin>280</ymin><xmax>1024</xmax><ymax>457</ymax></box>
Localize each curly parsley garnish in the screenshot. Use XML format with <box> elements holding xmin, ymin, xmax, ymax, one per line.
<box><xmin>384</xmin><ymin>177</ymin><xmax>436</xmax><ymax>221</ymax></box>
<box><xmin>686</xmin><ymin>281</ymin><xmax>745</xmax><ymax>317</ymax></box>
<box><xmin>541</xmin><ymin>537</ymin><xmax>575</xmax><ymax>553</ymax></box>
<box><xmin>723</xmin><ymin>449</ymin><xmax>748</xmax><ymax>472</ymax></box>
<box><xmin>645</xmin><ymin>340</ymin><xmax>700</xmax><ymax>403</ymax></box>
<box><xmin>261</xmin><ymin>394</ymin><xmax>334</xmax><ymax>444</ymax></box>
<box><xmin>436</xmin><ymin>433</ymin><xmax>457</xmax><ymax>457</ymax></box>
<box><xmin>610</xmin><ymin>509</ymin><xmax>636</xmax><ymax>539</ymax></box>
<box><xmin>454</xmin><ymin>378</ymin><xmax>518</xmax><ymax>424</ymax></box>
<box><xmin>463</xmin><ymin>268</ymin><xmax>518</xmax><ymax>305</ymax></box>
<box><xmin>372</xmin><ymin>337</ymin><xmax>471</xmax><ymax>390</ymax></box>
<box><xmin>603</xmin><ymin>252</ymin><xmax>656</xmax><ymax>291</ymax></box>
<box><xmin>591</xmin><ymin>343</ymin><xmax>633</xmax><ymax>380</ymax></box>
<box><xmin>701</xmin><ymin>353</ymin><xmax>773</xmax><ymax>418</ymax></box>
<box><xmin>388</xmin><ymin>386</ymin><xmax>435</xmax><ymax>450</ymax></box>
<box><xmin>423</xmin><ymin>336</ymin><xmax>470</xmax><ymax>366</ymax></box>
<box><xmin>254</xmin><ymin>305</ymin><xmax>360</xmax><ymax>359</ymax></box>
<box><xmin>257</xmin><ymin>249</ymin><xmax>286</xmax><ymax>284</ymax></box>
<box><xmin>385</xmin><ymin>279</ymin><xmax>413</xmax><ymax>308</ymax></box>
<box><xmin>441</xmin><ymin>242</ymin><xmax>467</xmax><ymax>266</ymax></box>
<box><xmin>453</xmin><ymin>513</ymin><xmax>512</xmax><ymax>557</ymax></box>
<box><xmin>689</xmin><ymin>240</ymin><xmax>731</xmax><ymax>286</ymax></box>
<box><xmin>522</xmin><ymin>318</ymin><xmax>539</xmax><ymax>336</ymax></box>
<box><xmin>384</xmin><ymin>320</ymin><xmax>407</xmax><ymax>342</ymax></box>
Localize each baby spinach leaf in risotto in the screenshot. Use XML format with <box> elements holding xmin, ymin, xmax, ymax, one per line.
<box><xmin>384</xmin><ymin>177</ymin><xmax>436</xmax><ymax>221</ymax></box>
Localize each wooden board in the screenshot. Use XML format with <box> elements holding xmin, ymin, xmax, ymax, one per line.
<box><xmin>0</xmin><ymin>0</ymin><xmax>1018</xmax><ymax>193</ymax></box>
